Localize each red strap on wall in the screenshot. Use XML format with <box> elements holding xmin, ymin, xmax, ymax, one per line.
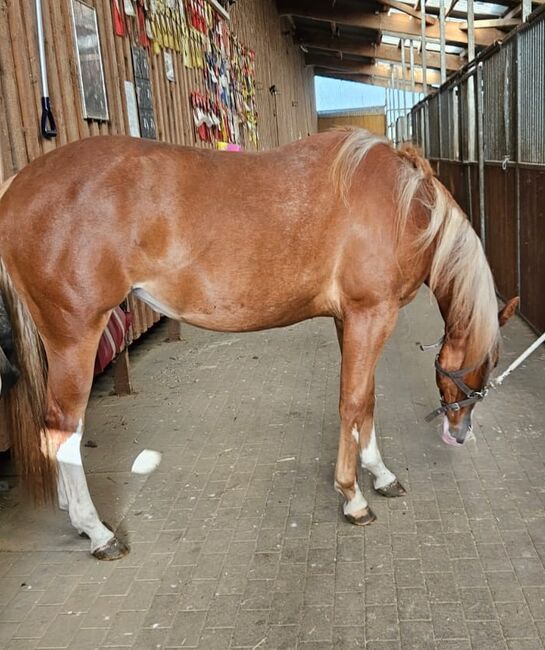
<box><xmin>112</xmin><ymin>0</ymin><xmax>125</xmax><ymax>36</ymax></box>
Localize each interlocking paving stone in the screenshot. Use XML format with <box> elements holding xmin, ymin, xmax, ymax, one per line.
<box><xmin>2</xmin><ymin>289</ymin><xmax>545</xmax><ymax>648</ymax></box>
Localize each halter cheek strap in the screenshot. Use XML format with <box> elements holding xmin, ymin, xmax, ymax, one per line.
<box><xmin>425</xmin><ymin>356</ymin><xmax>488</xmax><ymax>422</ymax></box>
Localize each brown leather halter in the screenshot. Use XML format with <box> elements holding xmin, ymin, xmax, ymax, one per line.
<box><xmin>425</xmin><ymin>356</ymin><xmax>489</xmax><ymax>422</ymax></box>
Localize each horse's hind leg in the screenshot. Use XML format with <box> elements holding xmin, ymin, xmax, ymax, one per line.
<box><xmin>44</xmin><ymin>331</ymin><xmax>128</xmax><ymax>560</ymax></box>
<box><xmin>335</xmin><ymin>304</ymin><xmax>399</xmax><ymax>525</ymax></box>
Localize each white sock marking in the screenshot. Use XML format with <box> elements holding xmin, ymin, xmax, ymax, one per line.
<box><xmin>57</xmin><ymin>474</ymin><xmax>68</xmax><ymax>511</ymax></box>
<box><xmin>360</xmin><ymin>424</ymin><xmax>397</xmax><ymax>490</ymax></box>
<box><xmin>343</xmin><ymin>482</ymin><xmax>368</xmax><ymax>516</ymax></box>
<box><xmin>56</xmin><ymin>420</ymin><xmax>114</xmax><ymax>552</ymax></box>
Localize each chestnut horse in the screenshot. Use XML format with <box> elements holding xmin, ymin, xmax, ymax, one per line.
<box><xmin>0</xmin><ymin>130</ymin><xmax>517</xmax><ymax>559</ymax></box>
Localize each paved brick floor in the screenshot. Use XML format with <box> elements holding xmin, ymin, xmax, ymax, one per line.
<box><xmin>1</xmin><ymin>289</ymin><xmax>545</xmax><ymax>649</ymax></box>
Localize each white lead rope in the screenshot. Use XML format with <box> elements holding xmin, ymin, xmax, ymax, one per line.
<box><xmin>491</xmin><ymin>330</ymin><xmax>545</xmax><ymax>387</ymax></box>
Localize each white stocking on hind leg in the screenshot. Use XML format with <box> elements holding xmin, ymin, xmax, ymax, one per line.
<box><xmin>55</xmin><ymin>421</ymin><xmax>128</xmax><ymax>559</ymax></box>
<box><xmin>45</xmin><ymin>335</ymin><xmax>128</xmax><ymax>560</ymax></box>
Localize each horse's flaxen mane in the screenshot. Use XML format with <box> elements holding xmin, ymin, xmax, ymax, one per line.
<box><xmin>329</xmin><ymin>128</ymin><xmax>389</xmax><ymax>201</ymax></box>
<box><xmin>330</xmin><ymin>128</ymin><xmax>499</xmax><ymax>366</ymax></box>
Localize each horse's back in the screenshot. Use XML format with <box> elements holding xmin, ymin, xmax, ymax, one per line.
<box><xmin>0</xmin><ymin>131</ymin><xmax>412</xmax><ymax>333</ymax></box>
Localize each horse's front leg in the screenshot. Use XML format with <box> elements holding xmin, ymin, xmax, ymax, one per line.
<box><xmin>359</xmin><ymin>407</ymin><xmax>406</xmax><ymax>498</ymax></box>
<box><xmin>335</xmin><ymin>304</ymin><xmax>400</xmax><ymax>525</ymax></box>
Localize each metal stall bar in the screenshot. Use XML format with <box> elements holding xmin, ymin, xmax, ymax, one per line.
<box><xmin>410</xmin><ymin>39</ymin><xmax>416</xmax><ymax>108</ymax></box>
<box><xmin>400</xmin><ymin>38</ymin><xmax>407</xmax><ymax>141</ymax></box>
<box><xmin>439</xmin><ymin>0</ymin><xmax>447</xmax><ymax>84</ymax></box>
<box><xmin>421</xmin><ymin>0</ymin><xmax>428</xmax><ymax>96</ymax></box>
<box><xmin>467</xmin><ymin>0</ymin><xmax>476</xmax><ymax>163</ymax></box>
<box><xmin>476</xmin><ymin>61</ymin><xmax>486</xmax><ymax>248</ymax></box>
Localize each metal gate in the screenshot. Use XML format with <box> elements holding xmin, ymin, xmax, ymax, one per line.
<box><xmin>411</xmin><ymin>8</ymin><xmax>545</xmax><ymax>333</ymax></box>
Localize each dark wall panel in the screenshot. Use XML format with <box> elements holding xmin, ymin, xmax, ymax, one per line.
<box><xmin>484</xmin><ymin>165</ymin><xmax>518</xmax><ymax>301</ymax></box>
<box><xmin>519</xmin><ymin>167</ymin><xmax>545</xmax><ymax>332</ymax></box>
<box><xmin>437</xmin><ymin>160</ymin><xmax>470</xmax><ymax>216</ymax></box>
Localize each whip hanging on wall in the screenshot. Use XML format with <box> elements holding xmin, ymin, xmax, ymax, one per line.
<box><xmin>35</xmin><ymin>0</ymin><xmax>57</xmax><ymax>139</ymax></box>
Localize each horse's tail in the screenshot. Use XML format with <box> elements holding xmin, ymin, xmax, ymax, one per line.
<box><xmin>0</xmin><ymin>179</ymin><xmax>55</xmax><ymax>503</ymax></box>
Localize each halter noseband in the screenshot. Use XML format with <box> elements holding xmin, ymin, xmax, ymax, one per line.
<box><xmin>425</xmin><ymin>355</ymin><xmax>488</xmax><ymax>422</ymax></box>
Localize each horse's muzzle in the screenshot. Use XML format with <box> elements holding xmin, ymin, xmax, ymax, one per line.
<box><xmin>442</xmin><ymin>413</ymin><xmax>473</xmax><ymax>446</ymax></box>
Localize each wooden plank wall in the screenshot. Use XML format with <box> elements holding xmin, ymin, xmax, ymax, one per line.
<box><xmin>0</xmin><ymin>0</ymin><xmax>317</xmax><ymax>342</ymax></box>
<box><xmin>0</xmin><ymin>0</ymin><xmax>316</xmax><ymax>177</ymax></box>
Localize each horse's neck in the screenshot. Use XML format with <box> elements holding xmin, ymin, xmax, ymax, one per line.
<box><xmin>432</xmin><ymin>286</ymin><xmax>465</xmax><ymax>344</ymax></box>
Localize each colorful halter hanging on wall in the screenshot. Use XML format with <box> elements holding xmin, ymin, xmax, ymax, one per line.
<box><xmin>111</xmin><ymin>0</ymin><xmax>258</xmax><ymax>148</ymax></box>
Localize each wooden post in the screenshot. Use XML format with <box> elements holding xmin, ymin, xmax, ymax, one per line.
<box><xmin>113</xmin><ymin>348</ymin><xmax>133</xmax><ymax>396</ymax></box>
<box><xmin>522</xmin><ymin>0</ymin><xmax>531</xmax><ymax>21</ymax></box>
<box><xmin>166</xmin><ymin>318</ymin><xmax>181</xmax><ymax>341</ymax></box>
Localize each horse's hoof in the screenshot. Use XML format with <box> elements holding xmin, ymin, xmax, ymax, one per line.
<box><xmin>345</xmin><ymin>506</ymin><xmax>376</xmax><ymax>526</ymax></box>
<box><xmin>93</xmin><ymin>536</ymin><xmax>129</xmax><ymax>561</ymax></box>
<box><xmin>376</xmin><ymin>479</ymin><xmax>406</xmax><ymax>498</ymax></box>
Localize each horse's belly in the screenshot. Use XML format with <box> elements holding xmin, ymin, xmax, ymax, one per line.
<box><xmin>132</xmin><ymin>283</ymin><xmax>324</xmax><ymax>332</ymax></box>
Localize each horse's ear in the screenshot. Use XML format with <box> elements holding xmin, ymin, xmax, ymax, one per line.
<box><xmin>498</xmin><ymin>297</ymin><xmax>519</xmax><ymax>326</ymax></box>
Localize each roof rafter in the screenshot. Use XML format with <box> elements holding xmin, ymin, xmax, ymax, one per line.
<box><xmin>375</xmin><ymin>0</ymin><xmax>437</xmax><ymax>25</ymax></box>
<box><xmin>315</xmin><ymin>68</ymin><xmax>427</xmax><ymax>93</ymax></box>
<box><xmin>277</xmin><ymin>0</ymin><xmax>504</xmax><ymax>46</ymax></box>
<box><xmin>307</xmin><ymin>53</ymin><xmax>442</xmax><ymax>85</ymax></box>
<box><xmin>297</xmin><ymin>32</ymin><xmax>463</xmax><ymax>71</ymax></box>
<box><xmin>460</xmin><ymin>17</ymin><xmax>520</xmax><ymax>29</ymax></box>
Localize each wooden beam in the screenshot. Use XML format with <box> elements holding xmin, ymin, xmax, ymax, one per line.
<box><xmin>315</xmin><ymin>68</ymin><xmax>427</xmax><ymax>93</ymax></box>
<box><xmin>277</xmin><ymin>0</ymin><xmax>504</xmax><ymax>46</ymax></box>
<box><xmin>298</xmin><ymin>33</ymin><xmax>463</xmax><ymax>71</ymax></box>
<box><xmin>446</xmin><ymin>0</ymin><xmax>461</xmax><ymax>17</ymax></box>
<box><xmin>375</xmin><ymin>0</ymin><xmax>436</xmax><ymax>25</ymax></box>
<box><xmin>504</xmin><ymin>0</ymin><xmax>544</xmax><ymax>20</ymax></box>
<box><xmin>460</xmin><ymin>17</ymin><xmax>520</xmax><ymax>29</ymax></box>
<box><xmin>306</xmin><ymin>54</ymin><xmax>442</xmax><ymax>85</ymax></box>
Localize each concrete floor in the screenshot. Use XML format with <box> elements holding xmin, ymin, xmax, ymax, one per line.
<box><xmin>1</xmin><ymin>289</ymin><xmax>545</xmax><ymax>649</ymax></box>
